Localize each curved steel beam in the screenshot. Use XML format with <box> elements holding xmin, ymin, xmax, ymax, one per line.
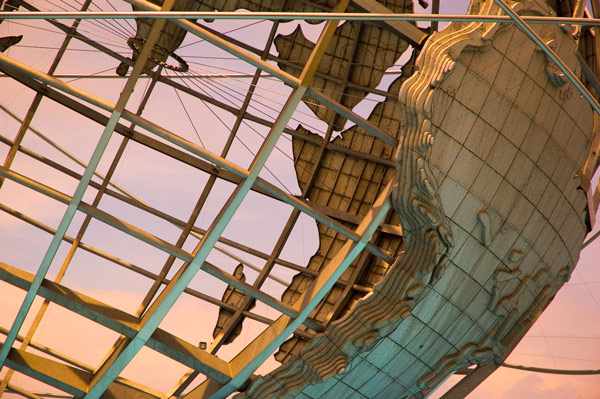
<box><xmin>4</xmin><ymin>11</ymin><xmax>600</xmax><ymax>26</ymax></box>
<box><xmin>502</xmin><ymin>363</ymin><xmax>600</xmax><ymax>375</ymax></box>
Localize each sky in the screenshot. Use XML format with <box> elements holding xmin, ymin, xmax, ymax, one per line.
<box><xmin>0</xmin><ymin>0</ymin><xmax>600</xmax><ymax>398</ymax></box>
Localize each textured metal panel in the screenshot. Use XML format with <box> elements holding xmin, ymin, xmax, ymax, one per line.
<box><xmin>234</xmin><ymin>1</ymin><xmax>594</xmax><ymax>398</ymax></box>
<box><xmin>274</xmin><ymin>1</ymin><xmax>413</xmax><ymax>129</ymax></box>
<box><xmin>275</xmin><ymin>76</ymin><xmax>410</xmax><ymax>362</ymax></box>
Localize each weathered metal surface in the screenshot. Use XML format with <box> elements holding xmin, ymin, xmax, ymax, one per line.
<box><xmin>1</xmin><ymin>0</ymin><xmax>598</xmax><ymax>398</ymax></box>
<box><xmin>117</xmin><ymin>0</ymin><xmax>202</xmax><ymax>75</ymax></box>
<box><xmin>213</xmin><ymin>264</ymin><xmax>255</xmax><ymax>345</ymax></box>
<box><xmin>0</xmin><ymin>35</ymin><xmax>21</xmax><ymax>52</ymax></box>
<box><xmin>0</xmin><ymin>261</ymin><xmax>234</xmax><ymax>385</ymax></box>
<box><xmin>123</xmin><ymin>0</ymin><xmax>416</xmax><ymax>131</ymax></box>
<box><xmin>274</xmin><ymin>75</ymin><xmax>408</xmax><ymax>363</ymax></box>
<box><xmin>234</xmin><ymin>1</ymin><xmax>593</xmax><ymax>398</ymax></box>
<box><xmin>274</xmin><ymin>0</ymin><xmax>414</xmax><ymax>129</ymax></box>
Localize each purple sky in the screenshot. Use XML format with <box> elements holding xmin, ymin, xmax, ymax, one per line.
<box><xmin>1</xmin><ymin>1</ymin><xmax>599</xmax><ymax>398</ymax></box>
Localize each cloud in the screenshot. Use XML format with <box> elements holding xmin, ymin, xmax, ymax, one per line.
<box><xmin>504</xmin><ymin>374</ymin><xmax>580</xmax><ymax>399</ymax></box>
<box><xmin>468</xmin><ymin>367</ymin><xmax>600</xmax><ymax>399</ymax></box>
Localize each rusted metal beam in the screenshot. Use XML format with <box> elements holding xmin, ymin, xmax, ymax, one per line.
<box><xmin>11</xmin><ymin>1</ymin><xmax>397</xmax><ymax>168</ymax></box>
<box><xmin>0</xmin><ymin>4</ymin><xmax>170</xmax><ymax>372</ymax></box>
<box><xmin>188</xmin><ymin>181</ymin><xmax>393</xmax><ymax>398</ymax></box>
<box><xmin>0</xmin><ymin>325</ymin><xmax>164</xmax><ymax>399</ymax></box>
<box><xmin>0</xmin><ymin>165</ymin><xmax>329</xmax><ymax>332</ymax></box>
<box><xmin>350</xmin><ymin>0</ymin><xmax>428</xmax><ymax>46</ymax></box>
<box><xmin>0</xmin><ymin>0</ymin><xmax>89</xmax><ymax>189</ymax></box>
<box><xmin>439</xmin><ymin>362</ymin><xmax>501</xmax><ymax>399</ymax></box>
<box><xmin>431</xmin><ymin>0</ymin><xmax>440</xmax><ymax>31</ymax></box>
<box><xmin>0</xmin><ymin>202</ymin><xmax>319</xmax><ymax>342</ymax></box>
<box><xmin>0</xmin><ymin>261</ymin><xmax>234</xmax><ymax>385</ymax></box>
<box><xmin>0</xmin><ymin>56</ymin><xmax>392</xmax><ymax>264</ymax></box>
<box><xmin>206</xmin><ymin>5</ymin><xmax>366</xmax><ymax>357</ymax></box>
<box><xmin>165</xmin><ymin>19</ymin><xmax>285</xmax><ymax>398</ymax></box>
<box><xmin>0</xmin><ymin>132</ymin><xmax>380</xmax><ymax>293</ymax></box>
<box><xmin>0</xmin><ymin>3</ymin><xmax>95</xmax><ymax>395</ymax></box>
<box><xmin>0</xmin><ymin>338</ymin><xmax>169</xmax><ymax>399</ymax></box>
